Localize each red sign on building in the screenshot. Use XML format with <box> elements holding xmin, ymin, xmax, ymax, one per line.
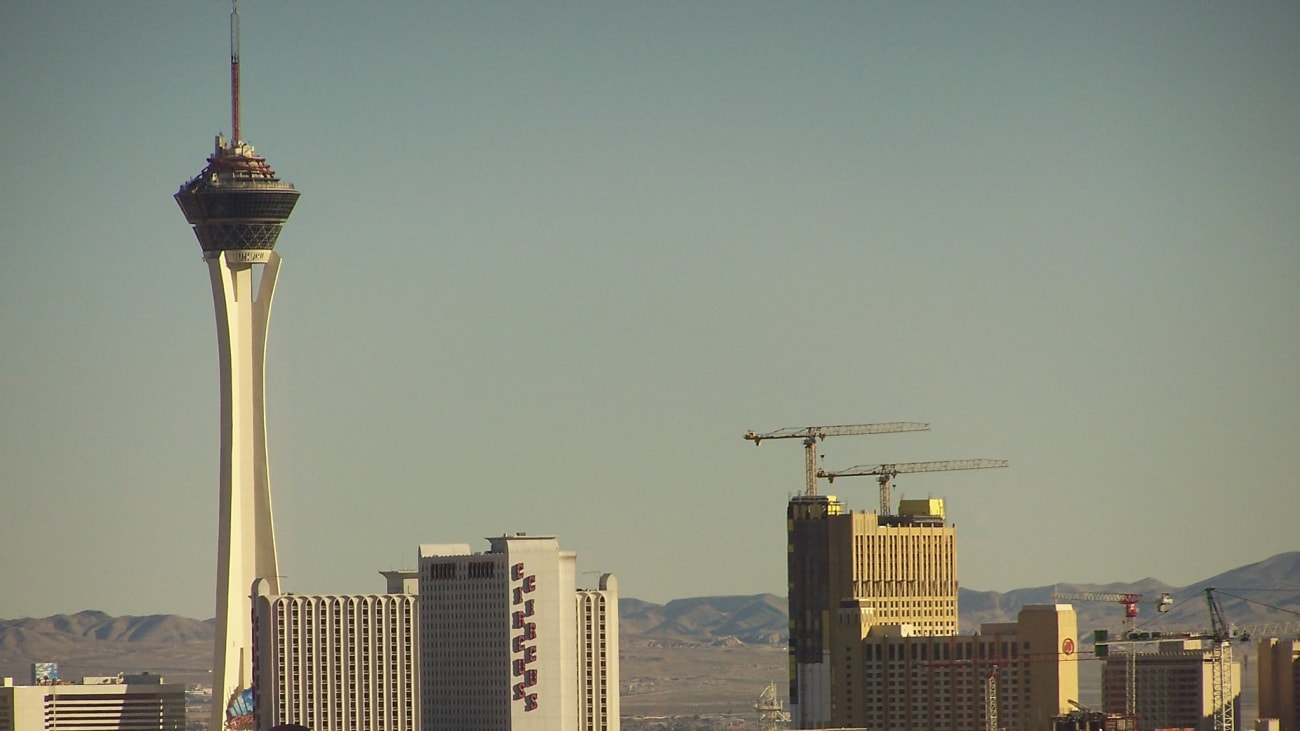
<box><xmin>510</xmin><ymin>562</ymin><xmax>540</xmax><ymax>711</ymax></box>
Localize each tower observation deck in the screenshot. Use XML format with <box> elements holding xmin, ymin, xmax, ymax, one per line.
<box><xmin>173</xmin><ymin>3</ymin><xmax>298</xmax><ymax>730</ymax></box>
<box><xmin>175</xmin><ymin>136</ymin><xmax>299</xmax><ymax>257</ymax></box>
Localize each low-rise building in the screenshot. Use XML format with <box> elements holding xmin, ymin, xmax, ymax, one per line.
<box><xmin>831</xmin><ymin>603</ymin><xmax>1079</xmax><ymax>731</ymax></box>
<box><xmin>1101</xmin><ymin>639</ymin><xmax>1240</xmax><ymax>731</ymax></box>
<box><xmin>0</xmin><ymin>674</ymin><xmax>185</xmax><ymax>731</ymax></box>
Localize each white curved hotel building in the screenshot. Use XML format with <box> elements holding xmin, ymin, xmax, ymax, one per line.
<box><xmin>253</xmin><ymin>575</ymin><xmax>419</xmax><ymax>731</ymax></box>
<box><xmin>252</xmin><ymin>541</ymin><xmax>618</xmax><ymax>731</ymax></box>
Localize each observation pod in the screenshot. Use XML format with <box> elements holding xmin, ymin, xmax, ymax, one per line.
<box><xmin>175</xmin><ymin>135</ymin><xmax>300</xmax><ymax>257</ymax></box>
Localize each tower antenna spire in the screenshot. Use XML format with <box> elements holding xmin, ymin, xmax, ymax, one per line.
<box><xmin>230</xmin><ymin>0</ymin><xmax>241</xmax><ymax>145</ymax></box>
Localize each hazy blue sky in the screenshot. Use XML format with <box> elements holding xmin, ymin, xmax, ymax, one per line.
<box><xmin>2</xmin><ymin>2</ymin><xmax>1296</xmax><ymax>620</ymax></box>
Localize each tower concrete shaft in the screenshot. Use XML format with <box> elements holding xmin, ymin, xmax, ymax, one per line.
<box><xmin>208</xmin><ymin>249</ymin><xmax>282</xmax><ymax>731</ymax></box>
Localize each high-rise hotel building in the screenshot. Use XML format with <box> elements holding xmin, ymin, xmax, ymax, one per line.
<box><xmin>787</xmin><ymin>494</ymin><xmax>957</xmax><ymax>727</ymax></box>
<box><xmin>576</xmin><ymin>575</ymin><xmax>620</xmax><ymax>731</ymax></box>
<box><xmin>249</xmin><ymin>541</ymin><xmax>617</xmax><ymax>731</ymax></box>
<box><xmin>252</xmin><ymin>572</ymin><xmax>420</xmax><ymax>731</ymax></box>
<box><xmin>418</xmin><ymin>535</ymin><xmax>619</xmax><ymax>731</ymax></box>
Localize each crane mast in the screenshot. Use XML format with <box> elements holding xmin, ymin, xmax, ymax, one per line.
<box><xmin>754</xmin><ymin>681</ymin><xmax>790</xmax><ymax>731</ymax></box>
<box><xmin>985</xmin><ymin>667</ymin><xmax>998</xmax><ymax>731</ymax></box>
<box><xmin>817</xmin><ymin>459</ymin><xmax>1008</xmax><ymax>516</ymax></box>
<box><xmin>743</xmin><ymin>422</ymin><xmax>930</xmax><ymax>496</ymax></box>
<box><xmin>1083</xmin><ymin>590</ymin><xmax>1237</xmax><ymax>731</ymax></box>
<box><xmin>1205</xmin><ymin>588</ymin><xmax>1235</xmax><ymax>731</ymax></box>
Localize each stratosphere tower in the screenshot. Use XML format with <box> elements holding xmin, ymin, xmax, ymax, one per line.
<box><xmin>173</xmin><ymin>3</ymin><xmax>299</xmax><ymax>729</ymax></box>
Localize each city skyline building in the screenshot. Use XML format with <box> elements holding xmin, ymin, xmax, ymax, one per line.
<box><xmin>830</xmin><ymin>604</ymin><xmax>1078</xmax><ymax>731</ymax></box>
<box><xmin>575</xmin><ymin>575</ymin><xmax>620</xmax><ymax>731</ymax></box>
<box><xmin>786</xmin><ymin>493</ymin><xmax>958</xmax><ymax>727</ymax></box>
<box><xmin>1259</xmin><ymin>637</ymin><xmax>1300</xmax><ymax>731</ymax></box>
<box><xmin>173</xmin><ymin>3</ymin><xmax>300</xmax><ymax>729</ymax></box>
<box><xmin>0</xmin><ymin>674</ymin><xmax>185</xmax><ymax>731</ymax></box>
<box><xmin>418</xmin><ymin>535</ymin><xmax>619</xmax><ymax>731</ymax></box>
<box><xmin>252</xmin><ymin>574</ymin><xmax>420</xmax><ymax>731</ymax></box>
<box><xmin>1101</xmin><ymin>640</ymin><xmax>1241</xmax><ymax>731</ymax></box>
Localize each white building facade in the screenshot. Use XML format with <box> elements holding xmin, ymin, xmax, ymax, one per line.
<box><xmin>0</xmin><ymin>676</ymin><xmax>185</xmax><ymax>731</ymax></box>
<box><xmin>252</xmin><ymin>575</ymin><xmax>419</xmax><ymax>731</ymax></box>
<box><xmin>576</xmin><ymin>575</ymin><xmax>619</xmax><ymax>731</ymax></box>
<box><xmin>418</xmin><ymin>535</ymin><xmax>618</xmax><ymax>731</ymax></box>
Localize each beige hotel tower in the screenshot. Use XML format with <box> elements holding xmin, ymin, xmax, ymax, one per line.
<box><xmin>787</xmin><ymin>495</ymin><xmax>1080</xmax><ymax>731</ymax></box>
<box><xmin>787</xmin><ymin>494</ymin><xmax>958</xmax><ymax>728</ymax></box>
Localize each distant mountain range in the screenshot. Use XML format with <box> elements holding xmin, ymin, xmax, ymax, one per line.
<box><xmin>621</xmin><ymin>593</ymin><xmax>788</xmax><ymax>646</ymax></box>
<box><xmin>961</xmin><ymin>551</ymin><xmax>1300</xmax><ymax>638</ymax></box>
<box><xmin>2</xmin><ymin>552</ymin><xmax>1296</xmax><ymax>683</ymax></box>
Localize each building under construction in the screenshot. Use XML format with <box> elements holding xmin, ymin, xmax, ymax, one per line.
<box><xmin>786</xmin><ymin>494</ymin><xmax>959</xmax><ymax>727</ymax></box>
<box><xmin>1100</xmin><ymin>641</ymin><xmax>1241</xmax><ymax>731</ymax></box>
<box><xmin>785</xmin><ymin>493</ymin><xmax>1081</xmax><ymax>731</ymax></box>
<box><xmin>747</xmin><ymin>423</ymin><xmax>1013</xmax><ymax>729</ymax></box>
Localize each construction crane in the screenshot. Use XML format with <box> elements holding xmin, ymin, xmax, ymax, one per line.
<box><xmin>754</xmin><ymin>681</ymin><xmax>790</xmax><ymax>731</ymax></box>
<box><xmin>985</xmin><ymin>665</ymin><xmax>999</xmax><ymax>731</ymax></box>
<box><xmin>743</xmin><ymin>422</ymin><xmax>930</xmax><ymax>496</ymax></box>
<box><xmin>1050</xmin><ymin>592</ymin><xmax>1174</xmax><ymax>630</ymax></box>
<box><xmin>1053</xmin><ymin>590</ymin><xmax>1172</xmax><ymax>722</ymax></box>
<box><xmin>1204</xmin><ymin>588</ymin><xmax>1235</xmax><ymax>731</ymax></box>
<box><xmin>1209</xmin><ymin>588</ymin><xmax>1300</xmax><ymax>642</ymax></box>
<box><xmin>1057</xmin><ymin>699</ymin><xmax>1117</xmax><ymax>731</ymax></box>
<box><xmin>816</xmin><ymin>459</ymin><xmax>1008</xmax><ymax>516</ymax></box>
<box><xmin>1230</xmin><ymin>619</ymin><xmax>1300</xmax><ymax>642</ymax></box>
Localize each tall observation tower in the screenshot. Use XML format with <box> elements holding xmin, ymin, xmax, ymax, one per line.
<box><xmin>174</xmin><ymin>3</ymin><xmax>299</xmax><ymax>729</ymax></box>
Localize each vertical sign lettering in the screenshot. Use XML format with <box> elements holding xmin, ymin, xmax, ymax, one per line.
<box><xmin>510</xmin><ymin>561</ymin><xmax>540</xmax><ymax>711</ymax></box>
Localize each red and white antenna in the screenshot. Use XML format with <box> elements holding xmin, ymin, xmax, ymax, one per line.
<box><xmin>230</xmin><ymin>0</ymin><xmax>241</xmax><ymax>145</ymax></box>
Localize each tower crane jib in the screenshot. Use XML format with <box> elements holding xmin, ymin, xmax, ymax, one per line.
<box><xmin>815</xmin><ymin>459</ymin><xmax>1009</xmax><ymax>516</ymax></box>
<box><xmin>742</xmin><ymin>422</ymin><xmax>930</xmax><ymax>496</ymax></box>
<box><xmin>1051</xmin><ymin>589</ymin><xmax>1172</xmax><ymax>721</ymax></box>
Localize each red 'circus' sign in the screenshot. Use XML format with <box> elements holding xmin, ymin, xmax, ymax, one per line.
<box><xmin>511</xmin><ymin>562</ymin><xmax>540</xmax><ymax>712</ymax></box>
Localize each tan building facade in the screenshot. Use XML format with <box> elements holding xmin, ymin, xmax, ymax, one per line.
<box><xmin>1259</xmin><ymin>638</ymin><xmax>1300</xmax><ymax>731</ymax></box>
<box><xmin>787</xmin><ymin>494</ymin><xmax>957</xmax><ymax>727</ymax></box>
<box><xmin>830</xmin><ymin>603</ymin><xmax>1078</xmax><ymax>731</ymax></box>
<box><xmin>829</xmin><ymin>503</ymin><xmax>959</xmax><ymax>635</ymax></box>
